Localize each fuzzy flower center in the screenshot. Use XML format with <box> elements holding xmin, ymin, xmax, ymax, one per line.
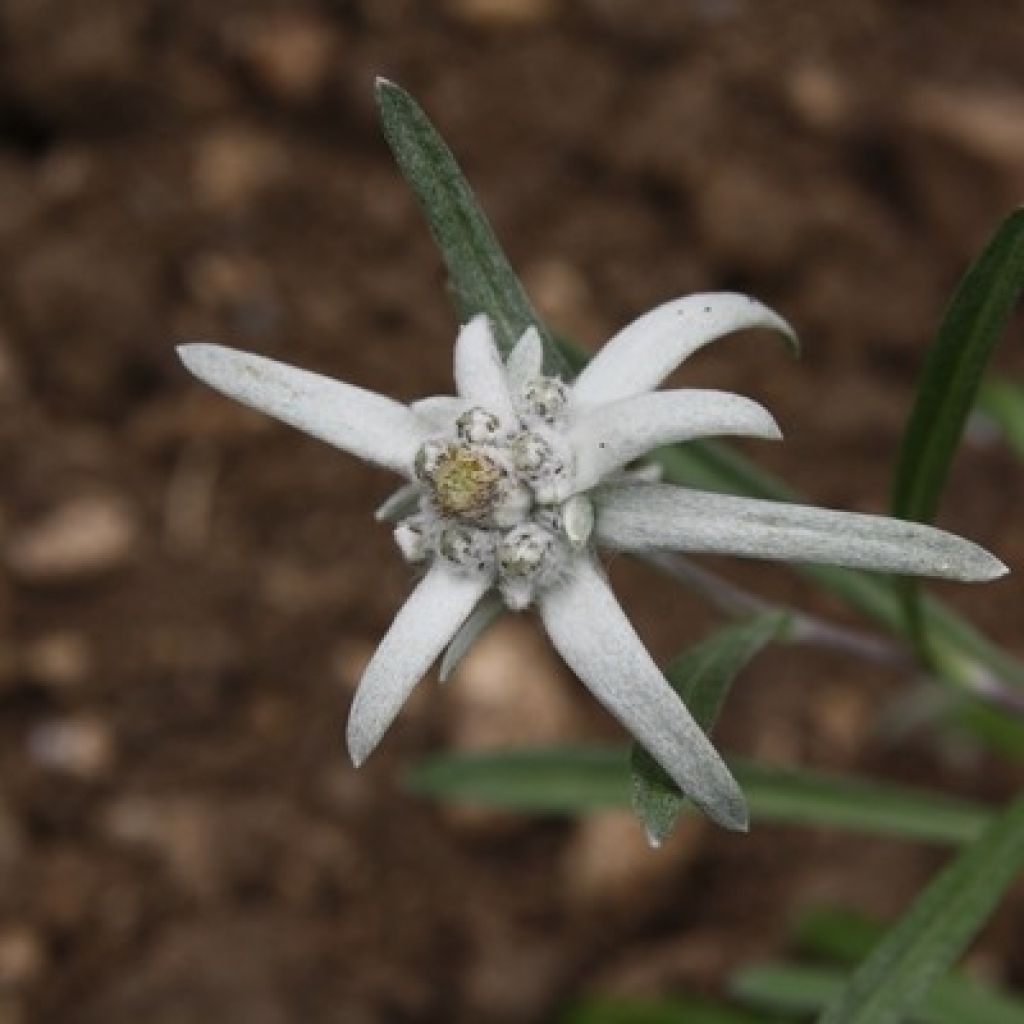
<box><xmin>394</xmin><ymin>374</ymin><xmax>590</xmax><ymax>608</ymax></box>
<box><xmin>429</xmin><ymin>444</ymin><xmax>502</xmax><ymax>520</ymax></box>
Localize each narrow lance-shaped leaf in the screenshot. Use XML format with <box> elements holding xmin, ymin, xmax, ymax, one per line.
<box><xmin>892</xmin><ymin>207</ymin><xmax>1024</xmax><ymax>525</ymax></box>
<box><xmin>794</xmin><ymin>905</ymin><xmax>1024</xmax><ymax>1024</ymax></box>
<box><xmin>817</xmin><ymin>793</ymin><xmax>1024</xmax><ymax>1024</ymax></box>
<box><xmin>733</xmin><ymin>963</ymin><xmax>1024</xmax><ymax>1024</ymax></box>
<box><xmin>891</xmin><ymin>210</ymin><xmax>1024</xmax><ymax>648</ymax></box>
<box><xmin>376</xmin><ymin>78</ymin><xmax>570</xmax><ymax>377</ymax></box>
<box><xmin>631</xmin><ymin>612</ymin><xmax>789</xmax><ymax>846</ymax></box>
<box><xmin>406</xmin><ymin>746</ymin><xmax>994</xmax><ymax>847</ymax></box>
<box><xmin>561</xmin><ymin>995</ymin><xmax>784</xmax><ymax>1024</ymax></box>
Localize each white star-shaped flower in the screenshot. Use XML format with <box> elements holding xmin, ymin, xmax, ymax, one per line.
<box><xmin>178</xmin><ymin>293</ymin><xmax>1007</xmax><ymax>831</ymax></box>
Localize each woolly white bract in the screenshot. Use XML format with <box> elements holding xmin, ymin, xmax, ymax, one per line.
<box><xmin>178</xmin><ymin>293</ymin><xmax>1006</xmax><ymax>831</ymax></box>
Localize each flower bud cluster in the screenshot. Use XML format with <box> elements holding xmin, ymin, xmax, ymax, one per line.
<box><xmin>393</xmin><ymin>373</ymin><xmax>591</xmax><ymax>606</ymax></box>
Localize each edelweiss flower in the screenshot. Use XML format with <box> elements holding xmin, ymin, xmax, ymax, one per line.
<box><xmin>178</xmin><ymin>293</ymin><xmax>1007</xmax><ymax>831</ymax></box>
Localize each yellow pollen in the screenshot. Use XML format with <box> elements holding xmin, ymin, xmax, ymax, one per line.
<box><xmin>430</xmin><ymin>446</ymin><xmax>501</xmax><ymax>519</ymax></box>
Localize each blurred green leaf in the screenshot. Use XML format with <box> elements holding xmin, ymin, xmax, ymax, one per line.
<box><xmin>734</xmin><ymin>965</ymin><xmax>851</xmax><ymax>1017</ymax></box>
<box><xmin>734</xmin><ymin>963</ymin><xmax>1024</xmax><ymax>1024</ymax></box>
<box><xmin>376</xmin><ymin>78</ymin><xmax>569</xmax><ymax>376</ymax></box>
<box><xmin>561</xmin><ymin>995</ymin><xmax>784</xmax><ymax>1024</ymax></box>
<box><xmin>977</xmin><ymin>377</ymin><xmax>1024</xmax><ymax>460</ymax></box>
<box><xmin>409</xmin><ymin>745</ymin><xmax>630</xmax><ymax>812</ymax></box>
<box><xmin>632</xmin><ymin>612</ymin><xmax>790</xmax><ymax>845</ymax></box>
<box><xmin>794</xmin><ymin>907</ymin><xmax>889</xmax><ymax>965</ymax></box>
<box><xmin>407</xmin><ymin>747</ymin><xmax>992</xmax><ymax>846</ymax></box>
<box><xmin>892</xmin><ymin>208</ymin><xmax>1024</xmax><ymax>526</ymax></box>
<box><xmin>817</xmin><ymin>793</ymin><xmax>1024</xmax><ymax>1024</ymax></box>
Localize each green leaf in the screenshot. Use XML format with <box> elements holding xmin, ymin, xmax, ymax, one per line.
<box><xmin>561</xmin><ymin>995</ymin><xmax>785</xmax><ymax>1024</ymax></box>
<box><xmin>406</xmin><ymin>747</ymin><xmax>993</xmax><ymax>846</ymax></box>
<box><xmin>891</xmin><ymin>209</ymin><xmax>1024</xmax><ymax>650</ymax></box>
<box><xmin>734</xmin><ymin>963</ymin><xmax>1024</xmax><ymax>1024</ymax></box>
<box><xmin>794</xmin><ymin>907</ymin><xmax>889</xmax><ymax>965</ymax></box>
<box><xmin>747</xmin><ymin>908</ymin><xmax>1024</xmax><ymax>1024</ymax></box>
<box><xmin>557</xmin><ymin>995</ymin><xmax>778</xmax><ymax>1019</ymax></box>
<box><xmin>631</xmin><ymin>612</ymin><xmax>790</xmax><ymax>845</ymax></box>
<box><xmin>734</xmin><ymin>762</ymin><xmax>989</xmax><ymax>846</ymax></box>
<box><xmin>376</xmin><ymin>78</ymin><xmax>570</xmax><ymax>377</ymax></box>
<box><xmin>892</xmin><ymin>208</ymin><xmax>1024</xmax><ymax>526</ymax></box>
<box><xmin>734</xmin><ymin>965</ymin><xmax>851</xmax><ymax>1018</ymax></box>
<box><xmin>977</xmin><ymin>376</ymin><xmax>1024</xmax><ymax>461</ymax></box>
<box><xmin>408</xmin><ymin>745</ymin><xmax>631</xmax><ymax>812</ymax></box>
<box><xmin>817</xmin><ymin>793</ymin><xmax>1024</xmax><ymax>1024</ymax></box>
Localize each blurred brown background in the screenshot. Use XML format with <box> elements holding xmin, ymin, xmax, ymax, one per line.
<box><xmin>2</xmin><ymin>1</ymin><xmax>1024</xmax><ymax>1021</ymax></box>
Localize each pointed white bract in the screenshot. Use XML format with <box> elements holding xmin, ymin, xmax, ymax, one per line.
<box><xmin>346</xmin><ymin>563</ymin><xmax>489</xmax><ymax>766</ymax></box>
<box><xmin>539</xmin><ymin>559</ymin><xmax>748</xmax><ymax>831</ymax></box>
<box><xmin>179</xmin><ymin>293</ymin><xmax>1007</xmax><ymax>833</ymax></box>
<box><xmin>570</xmin><ymin>293</ymin><xmax>797</xmax><ymax>407</ymax></box>
<box><xmin>439</xmin><ymin>591</ymin><xmax>504</xmax><ymax>682</ymax></box>
<box><xmin>453</xmin><ymin>314</ymin><xmax>515</xmax><ymax>422</ymax></box>
<box><xmin>505</xmin><ymin>326</ymin><xmax>544</xmax><ymax>395</ymax></box>
<box><xmin>593</xmin><ymin>484</ymin><xmax>1009</xmax><ymax>582</ymax></box>
<box><xmin>178</xmin><ymin>343</ymin><xmax>425</xmax><ymax>476</ymax></box>
<box><xmin>569</xmin><ymin>389</ymin><xmax>781</xmax><ymax>494</ymax></box>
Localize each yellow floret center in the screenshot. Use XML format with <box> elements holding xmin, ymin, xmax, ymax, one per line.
<box><xmin>431</xmin><ymin>445</ymin><xmax>501</xmax><ymax>520</ymax></box>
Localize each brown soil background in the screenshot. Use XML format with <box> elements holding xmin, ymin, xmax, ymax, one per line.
<box><xmin>2</xmin><ymin>1</ymin><xmax>1024</xmax><ymax>1021</ymax></box>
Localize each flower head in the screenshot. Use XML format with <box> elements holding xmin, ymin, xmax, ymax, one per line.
<box><xmin>178</xmin><ymin>293</ymin><xmax>1007</xmax><ymax>831</ymax></box>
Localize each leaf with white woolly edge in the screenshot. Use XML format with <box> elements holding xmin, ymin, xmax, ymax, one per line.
<box><xmin>594</xmin><ymin>484</ymin><xmax>1008</xmax><ymax>582</ymax></box>
<box><xmin>538</xmin><ymin>558</ymin><xmax>748</xmax><ymax>832</ymax></box>
<box><xmin>177</xmin><ymin>343</ymin><xmax>427</xmax><ymax>477</ymax></box>
<box><xmin>376</xmin><ymin>78</ymin><xmax>569</xmax><ymax>377</ymax></box>
<box><xmin>570</xmin><ymin>293</ymin><xmax>798</xmax><ymax>407</ymax></box>
<box><xmin>346</xmin><ymin>564</ymin><xmax>489</xmax><ymax>766</ymax></box>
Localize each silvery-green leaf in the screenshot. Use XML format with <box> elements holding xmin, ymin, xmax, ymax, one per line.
<box><xmin>346</xmin><ymin>563</ymin><xmax>489</xmax><ymax>766</ymax></box>
<box><xmin>178</xmin><ymin>343</ymin><xmax>425</xmax><ymax>477</ymax></box>
<box><xmin>570</xmin><ymin>389</ymin><xmax>781</xmax><ymax>494</ymax></box>
<box><xmin>594</xmin><ymin>484</ymin><xmax>1007</xmax><ymax>582</ymax></box>
<box><xmin>538</xmin><ymin>558</ymin><xmax>748</xmax><ymax>832</ymax></box>
<box><xmin>376</xmin><ymin>78</ymin><xmax>569</xmax><ymax>377</ymax></box>
<box><xmin>632</xmin><ymin>612</ymin><xmax>789</xmax><ymax>846</ymax></box>
<box><xmin>571</xmin><ymin>293</ymin><xmax>798</xmax><ymax>407</ymax></box>
<box><xmin>439</xmin><ymin>591</ymin><xmax>504</xmax><ymax>682</ymax></box>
